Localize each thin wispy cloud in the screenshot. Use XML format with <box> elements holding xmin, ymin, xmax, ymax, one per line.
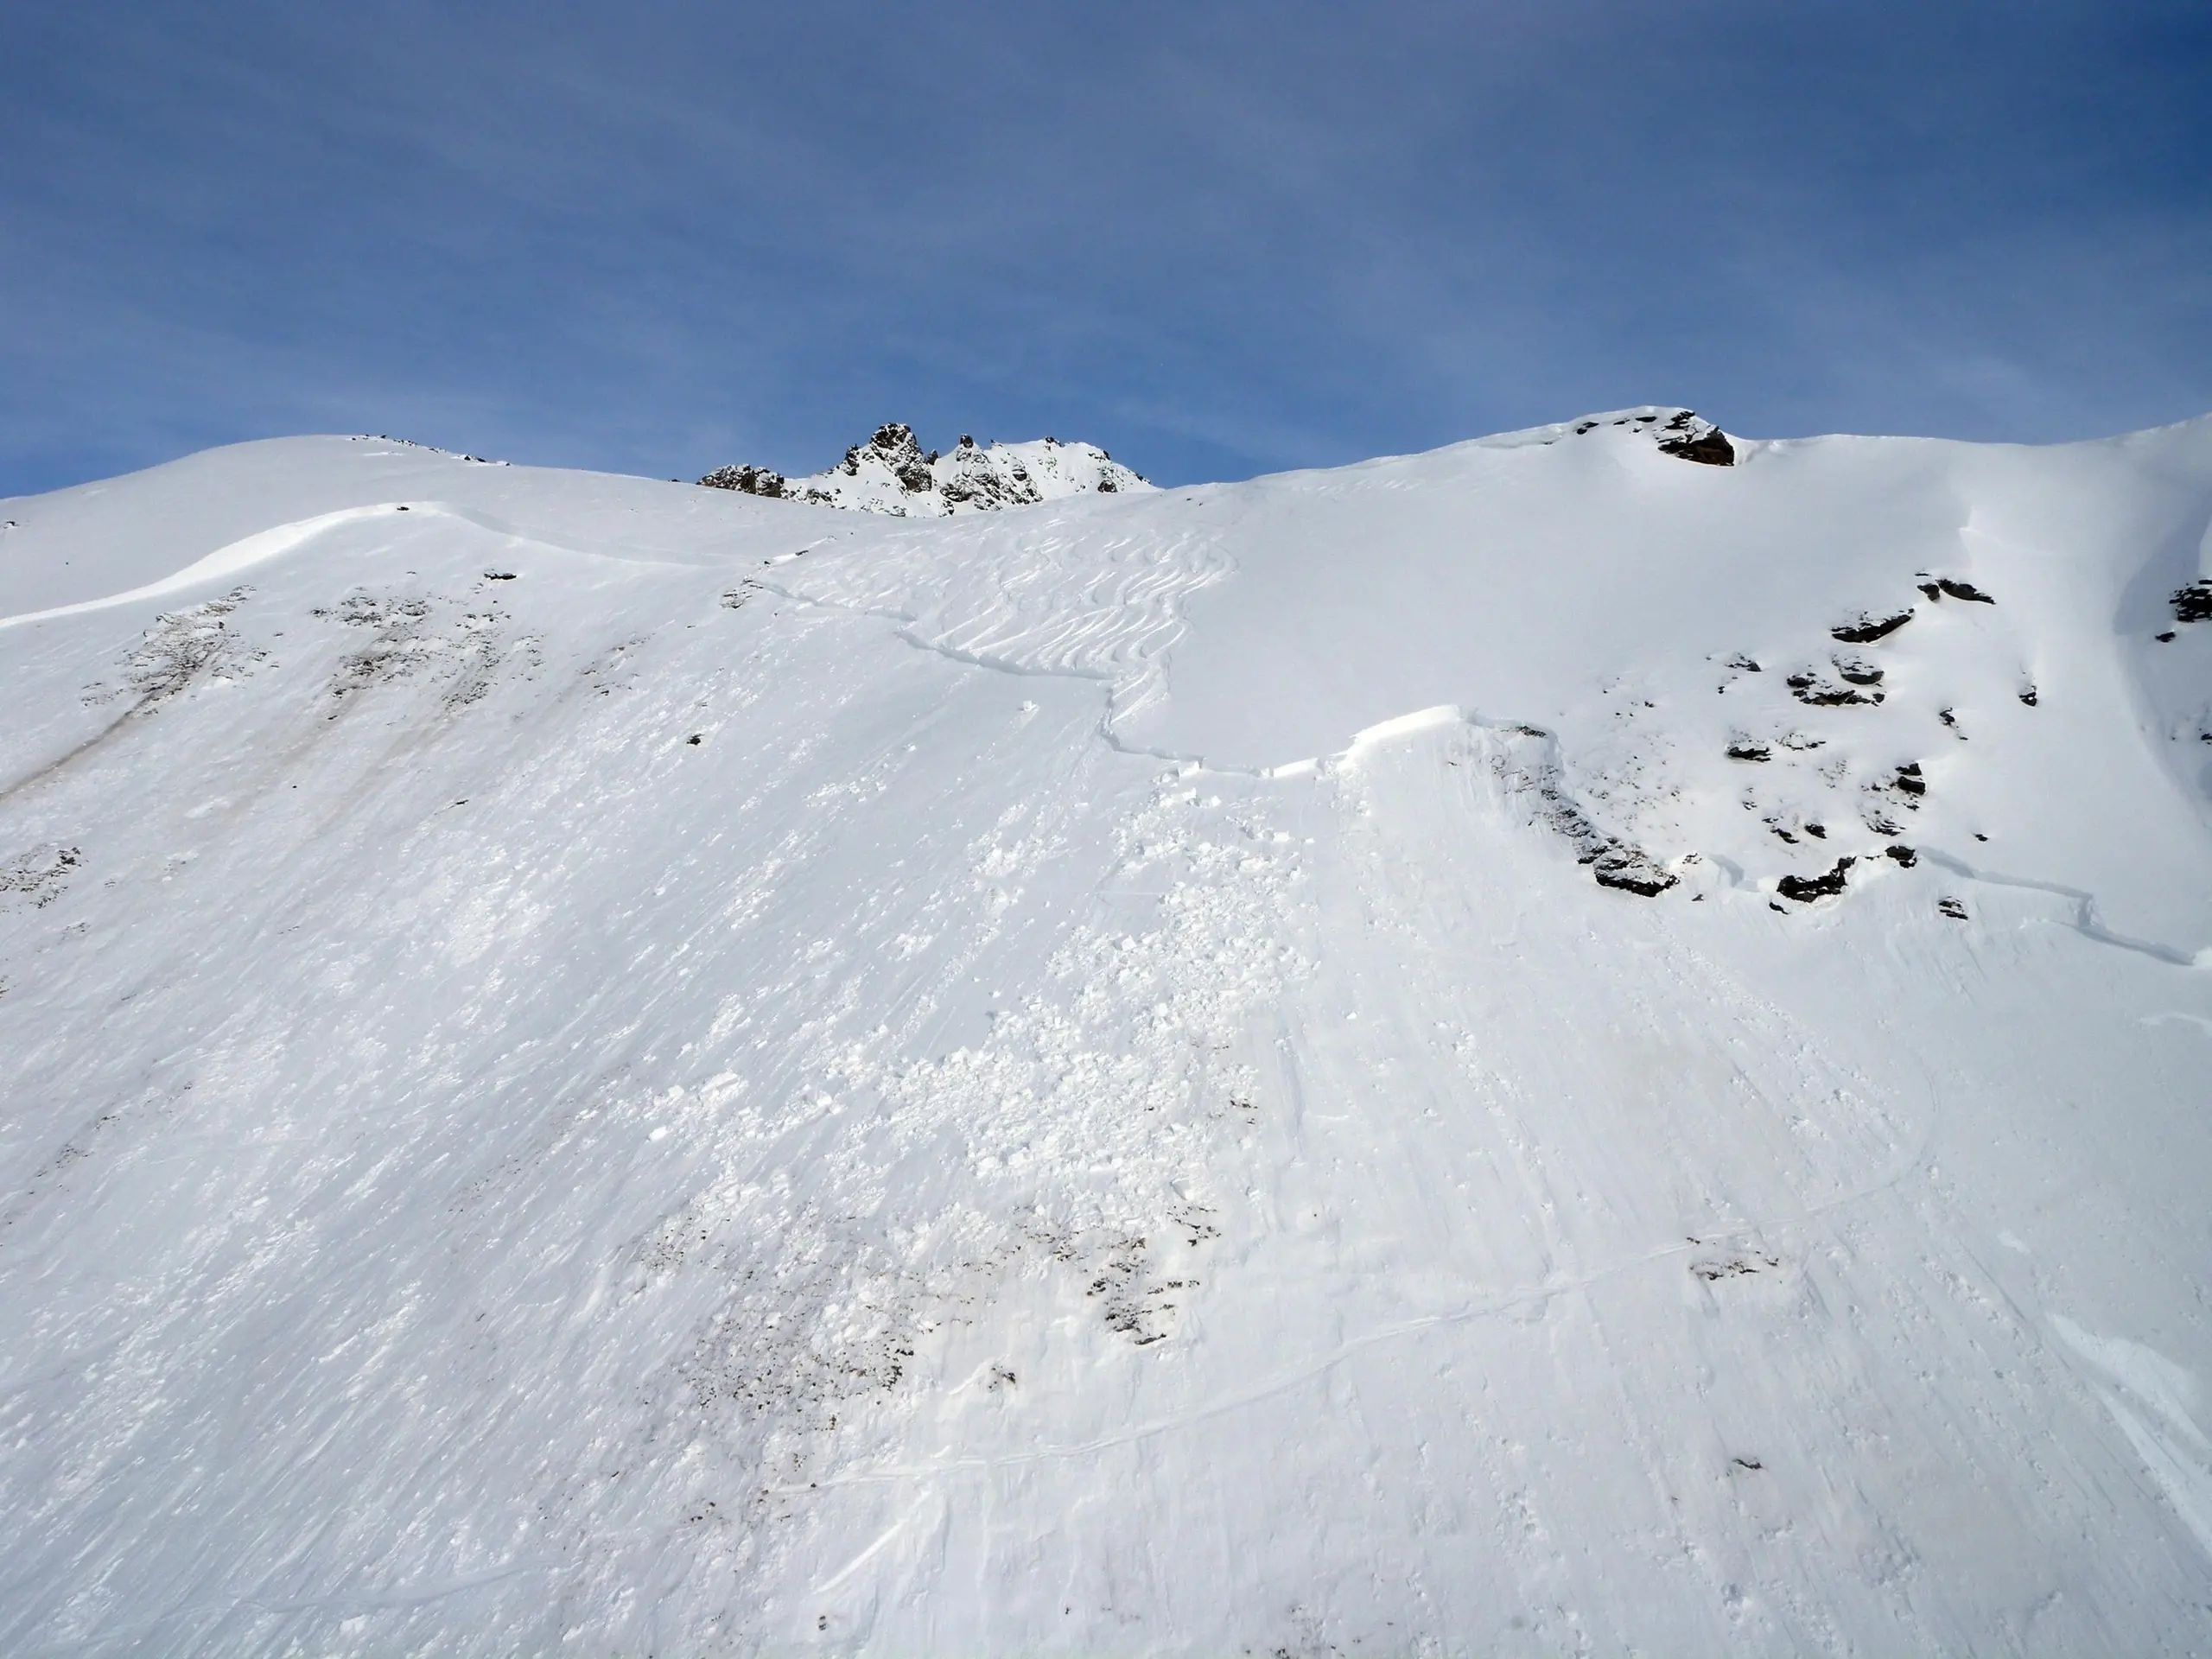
<box><xmin>3</xmin><ymin>0</ymin><xmax>2207</xmax><ymax>496</ymax></box>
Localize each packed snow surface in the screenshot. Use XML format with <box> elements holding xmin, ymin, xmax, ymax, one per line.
<box><xmin>2</xmin><ymin>411</ymin><xmax>2210</xmax><ymax>1652</ymax></box>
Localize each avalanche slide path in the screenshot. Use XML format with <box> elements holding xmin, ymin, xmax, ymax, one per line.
<box><xmin>1</xmin><ymin>416</ymin><xmax>2209</xmax><ymax>1652</ymax></box>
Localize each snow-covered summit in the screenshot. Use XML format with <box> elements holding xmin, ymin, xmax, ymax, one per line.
<box><xmin>3</xmin><ymin>411</ymin><xmax>2211</xmax><ymax>1652</ymax></box>
<box><xmin>699</xmin><ymin>421</ymin><xmax>1151</xmax><ymax>515</ymax></box>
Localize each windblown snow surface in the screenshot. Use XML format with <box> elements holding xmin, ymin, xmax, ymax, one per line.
<box><xmin>2</xmin><ymin>411</ymin><xmax>2210</xmax><ymax>1653</ymax></box>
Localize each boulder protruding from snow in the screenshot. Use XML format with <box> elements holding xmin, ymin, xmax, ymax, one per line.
<box><xmin>696</xmin><ymin>463</ymin><xmax>786</xmax><ymax>498</ymax></box>
<box><xmin>700</xmin><ymin>424</ymin><xmax>1151</xmax><ymax>518</ymax></box>
<box><xmin>1563</xmin><ymin>407</ymin><xmax>1734</xmax><ymax>466</ymax></box>
<box><xmin>1654</xmin><ymin>410</ymin><xmax>1735</xmax><ymax>466</ymax></box>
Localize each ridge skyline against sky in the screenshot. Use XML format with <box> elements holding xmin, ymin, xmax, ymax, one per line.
<box><xmin>4</xmin><ymin>0</ymin><xmax>2209</xmax><ymax>499</ymax></box>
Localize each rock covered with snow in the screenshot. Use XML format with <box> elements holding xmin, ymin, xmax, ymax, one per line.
<box><xmin>700</xmin><ymin>421</ymin><xmax>1151</xmax><ymax>515</ymax></box>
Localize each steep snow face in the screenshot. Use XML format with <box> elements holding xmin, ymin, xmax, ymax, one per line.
<box><xmin>2</xmin><ymin>418</ymin><xmax>2211</xmax><ymax>1653</ymax></box>
<box><xmin>701</xmin><ymin>422</ymin><xmax>1152</xmax><ymax>516</ymax></box>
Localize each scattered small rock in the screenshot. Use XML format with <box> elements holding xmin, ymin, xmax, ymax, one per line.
<box><xmin>1</xmin><ymin>844</ymin><xmax>84</xmax><ymax>908</ymax></box>
<box><xmin>1788</xmin><ymin>671</ymin><xmax>1880</xmax><ymax>707</ymax></box>
<box><xmin>1690</xmin><ymin>1243</ymin><xmax>1782</xmax><ymax>1280</ymax></box>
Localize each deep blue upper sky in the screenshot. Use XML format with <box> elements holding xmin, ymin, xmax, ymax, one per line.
<box><xmin>4</xmin><ymin>2</ymin><xmax>2208</xmax><ymax>496</ymax></box>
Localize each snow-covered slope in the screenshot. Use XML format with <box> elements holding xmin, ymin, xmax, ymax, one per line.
<box><xmin>2</xmin><ymin>414</ymin><xmax>2209</xmax><ymax>1653</ymax></box>
<box><xmin>700</xmin><ymin>422</ymin><xmax>1151</xmax><ymax>516</ymax></box>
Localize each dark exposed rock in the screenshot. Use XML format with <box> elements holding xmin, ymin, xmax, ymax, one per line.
<box><xmin>698</xmin><ymin>463</ymin><xmax>786</xmax><ymax>497</ymax></box>
<box><xmin>1658</xmin><ymin>428</ymin><xmax>1735</xmax><ymax>466</ymax></box>
<box><xmin>1726</xmin><ymin>741</ymin><xmax>1771</xmax><ymax>761</ymax></box>
<box><xmin>1937</xmin><ymin>897</ymin><xmax>1968</xmax><ymax>919</ymax></box>
<box><xmin>1591</xmin><ymin>847</ymin><xmax>1677</xmax><ymax>896</ymax></box>
<box><xmin>1777</xmin><ymin>857</ymin><xmax>1855</xmax><ymax>903</ymax></box>
<box><xmin>1891</xmin><ymin>761</ymin><xmax>1926</xmax><ymax>797</ymax></box>
<box><xmin>1931</xmin><ymin>577</ymin><xmax>1995</xmax><ymax>604</ymax></box>
<box><xmin>2173</xmin><ymin>582</ymin><xmax>2212</xmax><ymax>624</ymax></box>
<box><xmin>853</xmin><ymin>423</ymin><xmax>937</xmax><ymax>493</ymax></box>
<box><xmin>1</xmin><ymin>843</ymin><xmax>84</xmax><ymax>908</ymax></box>
<box><xmin>1497</xmin><ymin>730</ymin><xmax>1676</xmax><ymax>896</ymax></box>
<box><xmin>1885</xmin><ymin>844</ymin><xmax>1917</xmax><ymax>867</ymax></box>
<box><xmin>1832</xmin><ymin>610</ymin><xmax>1914</xmax><ymax>645</ymax></box>
<box><xmin>705</xmin><ymin>423</ymin><xmax>1147</xmax><ymax>517</ymax></box>
<box><xmin>2019</xmin><ymin>685</ymin><xmax>2038</xmax><ymax>706</ymax></box>
<box><xmin>1834</xmin><ymin>655</ymin><xmax>1884</xmax><ymax>686</ymax></box>
<box><xmin>1788</xmin><ymin>671</ymin><xmax>1880</xmax><ymax>707</ymax></box>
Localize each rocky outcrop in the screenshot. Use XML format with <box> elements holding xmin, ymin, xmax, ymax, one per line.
<box><xmin>700</xmin><ymin>423</ymin><xmax>1150</xmax><ymax>517</ymax></box>
<box><xmin>696</xmin><ymin>463</ymin><xmax>785</xmax><ymax>498</ymax></box>
<box><xmin>1564</xmin><ymin>408</ymin><xmax>1735</xmax><ymax>466</ymax></box>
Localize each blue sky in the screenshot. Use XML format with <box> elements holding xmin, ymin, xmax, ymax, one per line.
<box><xmin>4</xmin><ymin>1</ymin><xmax>2208</xmax><ymax>496</ymax></box>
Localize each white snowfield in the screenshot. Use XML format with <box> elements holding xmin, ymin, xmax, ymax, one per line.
<box><xmin>1</xmin><ymin>413</ymin><xmax>2209</xmax><ymax>1653</ymax></box>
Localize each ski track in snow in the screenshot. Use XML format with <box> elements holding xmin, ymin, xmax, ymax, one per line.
<box><xmin>1</xmin><ymin>422</ymin><xmax>2210</xmax><ymax>1651</ymax></box>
